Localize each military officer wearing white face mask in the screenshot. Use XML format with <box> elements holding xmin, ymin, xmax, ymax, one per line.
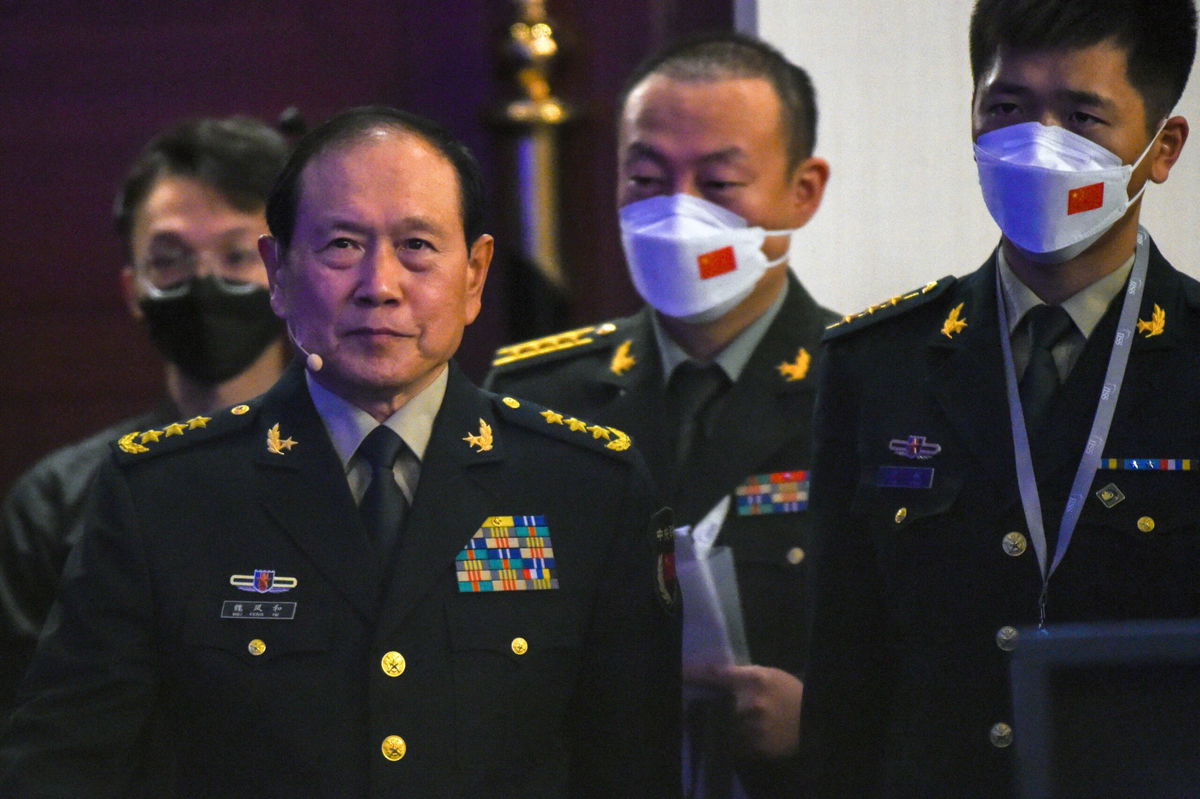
<box><xmin>803</xmin><ymin>1</ymin><xmax>1200</xmax><ymax>797</ymax></box>
<box><xmin>487</xmin><ymin>32</ymin><xmax>834</xmax><ymax>799</ymax></box>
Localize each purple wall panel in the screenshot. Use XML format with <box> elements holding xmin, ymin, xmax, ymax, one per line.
<box><xmin>0</xmin><ymin>0</ymin><xmax>731</xmax><ymax>493</ymax></box>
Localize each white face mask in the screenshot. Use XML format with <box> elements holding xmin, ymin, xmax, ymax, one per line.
<box><xmin>974</xmin><ymin>121</ymin><xmax>1161</xmax><ymax>264</ymax></box>
<box><xmin>619</xmin><ymin>194</ymin><xmax>795</xmax><ymax>323</ymax></box>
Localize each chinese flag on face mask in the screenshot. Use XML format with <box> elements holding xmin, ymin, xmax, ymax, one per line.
<box><xmin>1067</xmin><ymin>182</ymin><xmax>1105</xmax><ymax>215</ymax></box>
<box><xmin>697</xmin><ymin>246</ymin><xmax>737</xmax><ymax>279</ymax></box>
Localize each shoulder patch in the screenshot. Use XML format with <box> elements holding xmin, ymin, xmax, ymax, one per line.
<box><xmin>111</xmin><ymin>400</ymin><xmax>260</xmax><ymax>463</ymax></box>
<box><xmin>490</xmin><ymin>394</ymin><xmax>634</xmax><ymax>458</ymax></box>
<box><xmin>822</xmin><ymin>277</ymin><xmax>957</xmax><ymax>341</ymax></box>
<box><xmin>490</xmin><ymin>321</ymin><xmax>623</xmax><ymax>370</ymax></box>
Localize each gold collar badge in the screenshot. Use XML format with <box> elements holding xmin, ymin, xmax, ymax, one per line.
<box><xmin>776</xmin><ymin>347</ymin><xmax>811</xmax><ymax>382</ymax></box>
<box><xmin>941</xmin><ymin>303</ymin><xmax>968</xmax><ymax>338</ymax></box>
<box><xmin>266</xmin><ymin>423</ymin><xmax>297</xmax><ymax>455</ymax></box>
<box><xmin>609</xmin><ymin>339</ymin><xmax>637</xmax><ymax>376</ymax></box>
<box><xmin>463</xmin><ymin>419</ymin><xmax>494</xmax><ymax>453</ymax></box>
<box><xmin>1136</xmin><ymin>304</ymin><xmax>1165</xmax><ymax>338</ymax></box>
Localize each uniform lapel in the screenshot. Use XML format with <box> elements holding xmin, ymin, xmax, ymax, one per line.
<box><xmin>379</xmin><ymin>365</ymin><xmax>505</xmax><ymax>630</ymax></box>
<box><xmin>253</xmin><ymin>362</ymin><xmax>381</xmax><ymax>622</ymax></box>
<box><xmin>588</xmin><ymin>308</ymin><xmax>673</xmax><ymax>482</ymax></box>
<box><xmin>926</xmin><ymin>256</ymin><xmax>1020</xmax><ymax>510</ymax></box>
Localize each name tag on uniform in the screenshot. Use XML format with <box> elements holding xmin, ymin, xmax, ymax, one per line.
<box><xmin>221</xmin><ymin>601</ymin><xmax>297</xmax><ymax>619</ymax></box>
<box><xmin>875</xmin><ymin>466</ymin><xmax>935</xmax><ymax>489</ymax></box>
<box><xmin>735</xmin><ymin>471</ymin><xmax>809</xmax><ymax>516</ymax></box>
<box><xmin>456</xmin><ymin>515</ymin><xmax>559</xmax><ymax>592</ymax></box>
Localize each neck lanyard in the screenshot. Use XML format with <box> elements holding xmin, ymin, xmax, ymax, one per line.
<box><xmin>995</xmin><ymin>228</ymin><xmax>1149</xmax><ymax>627</ymax></box>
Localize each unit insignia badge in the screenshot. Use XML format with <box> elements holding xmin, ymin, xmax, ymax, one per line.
<box><xmin>889</xmin><ymin>435</ymin><xmax>942</xmax><ymax>460</ymax></box>
<box><xmin>610</xmin><ymin>339</ymin><xmax>637</xmax><ymax>376</ymax></box>
<box><xmin>230</xmin><ymin>569</ymin><xmax>298</xmax><ymax>593</ymax></box>
<box><xmin>1136</xmin><ymin>304</ymin><xmax>1166</xmax><ymax>338</ymax></box>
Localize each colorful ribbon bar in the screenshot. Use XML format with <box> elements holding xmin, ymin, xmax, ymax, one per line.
<box><xmin>1100</xmin><ymin>459</ymin><xmax>1193</xmax><ymax>471</ymax></box>
<box><xmin>456</xmin><ymin>515</ymin><xmax>559</xmax><ymax>592</ymax></box>
<box><xmin>735</xmin><ymin>471</ymin><xmax>809</xmax><ymax>516</ymax></box>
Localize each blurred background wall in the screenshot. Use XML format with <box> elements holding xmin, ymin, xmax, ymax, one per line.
<box><xmin>4</xmin><ymin>0</ymin><xmax>1198</xmax><ymax>494</ymax></box>
<box><xmin>0</xmin><ymin>0</ymin><xmax>731</xmax><ymax>493</ymax></box>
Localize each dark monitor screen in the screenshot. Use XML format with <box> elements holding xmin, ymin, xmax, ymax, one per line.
<box><xmin>1009</xmin><ymin>619</ymin><xmax>1200</xmax><ymax>799</ymax></box>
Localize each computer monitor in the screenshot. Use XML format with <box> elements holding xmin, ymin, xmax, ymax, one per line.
<box><xmin>1009</xmin><ymin>619</ymin><xmax>1200</xmax><ymax>799</ymax></box>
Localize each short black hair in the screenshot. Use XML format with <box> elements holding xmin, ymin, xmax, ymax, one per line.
<box><xmin>970</xmin><ymin>0</ymin><xmax>1197</xmax><ymax>129</ymax></box>
<box><xmin>265</xmin><ymin>105</ymin><xmax>486</xmax><ymax>252</ymax></box>
<box><xmin>114</xmin><ymin>117</ymin><xmax>288</xmax><ymax>253</ymax></box>
<box><xmin>618</xmin><ymin>31</ymin><xmax>818</xmax><ymax>167</ymax></box>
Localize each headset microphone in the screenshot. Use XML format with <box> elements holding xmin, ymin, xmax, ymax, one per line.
<box><xmin>286</xmin><ymin>323</ymin><xmax>323</xmax><ymax>372</ymax></box>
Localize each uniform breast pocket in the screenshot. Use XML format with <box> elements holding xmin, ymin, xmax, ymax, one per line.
<box><xmin>446</xmin><ymin>594</ymin><xmax>582</xmax><ymax>743</ymax></box>
<box><xmin>853</xmin><ymin>467</ymin><xmax>964</xmax><ymax>537</ymax></box>
<box><xmin>182</xmin><ymin>598</ymin><xmax>334</xmax><ymax>667</ymax></box>
<box><xmin>1088</xmin><ymin>470</ymin><xmax>1200</xmax><ymax>537</ymax></box>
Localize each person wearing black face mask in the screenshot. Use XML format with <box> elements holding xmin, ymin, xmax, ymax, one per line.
<box><xmin>0</xmin><ymin>117</ymin><xmax>289</xmax><ymax>717</ymax></box>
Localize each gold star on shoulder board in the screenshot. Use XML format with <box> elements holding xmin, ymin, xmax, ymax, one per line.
<box><xmin>1136</xmin><ymin>304</ymin><xmax>1165</xmax><ymax>338</ymax></box>
<box><xmin>941</xmin><ymin>303</ymin><xmax>968</xmax><ymax>338</ymax></box>
<box><xmin>187</xmin><ymin>415</ymin><xmax>211</xmax><ymax>429</ymax></box>
<box><xmin>587</xmin><ymin>425</ymin><xmax>612</xmax><ymax>440</ymax></box>
<box><xmin>139</xmin><ymin>429</ymin><xmax>163</xmax><ymax>444</ymax></box>
<box><xmin>266</xmin><ymin>423</ymin><xmax>297</xmax><ymax>455</ymax></box>
<box><xmin>540</xmin><ymin>409</ymin><xmax>564</xmax><ymax>425</ymax></box>
<box><xmin>776</xmin><ymin>347</ymin><xmax>811</xmax><ymax>382</ymax></box>
<box><xmin>164</xmin><ymin>422</ymin><xmax>187</xmax><ymax>437</ymax></box>
<box><xmin>463</xmin><ymin>419</ymin><xmax>494</xmax><ymax>452</ymax></box>
<box><xmin>609</xmin><ymin>339</ymin><xmax>637</xmax><ymax>376</ymax></box>
<box><xmin>565</xmin><ymin>418</ymin><xmax>588</xmax><ymax>432</ymax></box>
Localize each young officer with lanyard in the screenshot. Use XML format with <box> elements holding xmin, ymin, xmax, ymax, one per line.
<box><xmin>802</xmin><ymin>1</ymin><xmax>1200</xmax><ymax>796</ymax></box>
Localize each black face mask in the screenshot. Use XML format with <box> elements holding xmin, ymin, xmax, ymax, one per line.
<box><xmin>139</xmin><ymin>276</ymin><xmax>284</xmax><ymax>383</ymax></box>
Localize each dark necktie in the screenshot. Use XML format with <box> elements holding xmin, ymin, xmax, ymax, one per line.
<box><xmin>1019</xmin><ymin>304</ymin><xmax>1074</xmax><ymax>433</ymax></box>
<box><xmin>667</xmin><ymin>362</ymin><xmax>730</xmax><ymax>474</ymax></box>
<box><xmin>357</xmin><ymin>426</ymin><xmax>409</xmax><ymax>557</ymax></box>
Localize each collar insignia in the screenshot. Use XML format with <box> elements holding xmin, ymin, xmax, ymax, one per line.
<box><xmin>1136</xmin><ymin>304</ymin><xmax>1165</xmax><ymax>338</ymax></box>
<box><xmin>776</xmin><ymin>347</ymin><xmax>812</xmax><ymax>382</ymax></box>
<box><xmin>266</xmin><ymin>423</ymin><xmax>297</xmax><ymax>455</ymax></box>
<box><xmin>941</xmin><ymin>302</ymin><xmax>968</xmax><ymax>338</ymax></box>
<box><xmin>609</xmin><ymin>339</ymin><xmax>637</xmax><ymax>376</ymax></box>
<box><xmin>463</xmin><ymin>419</ymin><xmax>494</xmax><ymax>452</ymax></box>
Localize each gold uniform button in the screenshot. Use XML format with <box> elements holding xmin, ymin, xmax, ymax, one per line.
<box><xmin>231</xmin><ymin>404</ymin><xmax>250</xmax><ymax>415</ymax></box>
<box><xmin>502</xmin><ymin>397</ymin><xmax>520</xmax><ymax>408</ymax></box>
<box><xmin>596</xmin><ymin>322</ymin><xmax>617</xmax><ymax>335</ymax></box>
<box><xmin>1003</xmin><ymin>532</ymin><xmax>1027</xmax><ymax>557</ymax></box>
<box><xmin>381</xmin><ymin>735</ymin><xmax>406</xmax><ymax>761</ymax></box>
<box><xmin>1137</xmin><ymin>516</ymin><xmax>1156</xmax><ymax>533</ymax></box>
<box><xmin>894</xmin><ymin>507</ymin><xmax>908</xmax><ymax>524</ymax></box>
<box><xmin>247</xmin><ymin>638</ymin><xmax>266</xmax><ymax>656</ymax></box>
<box><xmin>511</xmin><ymin>637</ymin><xmax>529</xmax><ymax>656</ymax></box>
<box><xmin>989</xmin><ymin>722</ymin><xmax>1014</xmax><ymax>748</ymax></box>
<box><xmin>995</xmin><ymin>626</ymin><xmax>1019</xmax><ymax>651</ymax></box>
<box><xmin>786</xmin><ymin>547</ymin><xmax>805</xmax><ymax>565</ymax></box>
<box><xmin>381</xmin><ymin>651</ymin><xmax>406</xmax><ymax>677</ymax></box>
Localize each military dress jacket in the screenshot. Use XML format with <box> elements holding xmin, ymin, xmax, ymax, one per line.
<box><xmin>0</xmin><ymin>361</ymin><xmax>681</xmax><ymax>798</ymax></box>
<box><xmin>487</xmin><ymin>275</ymin><xmax>837</xmax><ymax>796</ymax></box>
<box><xmin>0</xmin><ymin>403</ymin><xmax>177</xmax><ymax>716</ymax></box>
<box><xmin>802</xmin><ymin>238</ymin><xmax>1200</xmax><ymax>798</ymax></box>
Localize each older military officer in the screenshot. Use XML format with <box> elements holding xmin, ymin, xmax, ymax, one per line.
<box><xmin>0</xmin><ymin>106</ymin><xmax>680</xmax><ymax>798</ymax></box>
<box><xmin>803</xmin><ymin>1</ymin><xmax>1200</xmax><ymax>796</ymax></box>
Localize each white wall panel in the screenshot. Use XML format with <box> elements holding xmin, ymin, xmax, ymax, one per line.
<box><xmin>746</xmin><ymin>1</ymin><xmax>1200</xmax><ymax>314</ymax></box>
